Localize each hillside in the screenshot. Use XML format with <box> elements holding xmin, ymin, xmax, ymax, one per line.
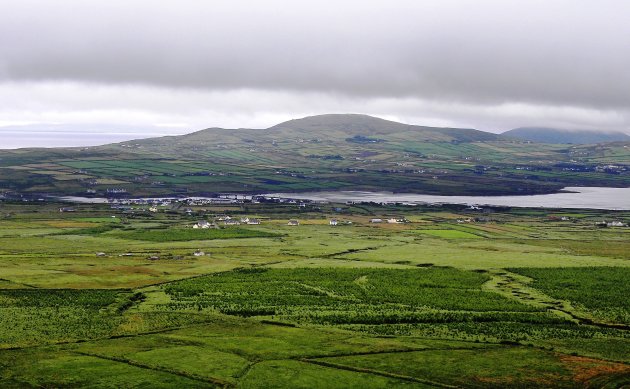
<box><xmin>504</xmin><ymin>127</ymin><xmax>630</xmax><ymax>144</ymax></box>
<box><xmin>0</xmin><ymin>114</ymin><xmax>629</xmax><ymax>197</ymax></box>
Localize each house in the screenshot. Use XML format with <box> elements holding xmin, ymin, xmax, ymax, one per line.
<box><xmin>240</xmin><ymin>217</ymin><xmax>250</xmax><ymax>223</ymax></box>
<box><xmin>95</xmin><ymin>252</ymin><xmax>107</xmax><ymax>257</ymax></box>
<box><xmin>59</xmin><ymin>207</ymin><xmax>76</xmax><ymax>213</ymax></box>
<box><xmin>193</xmin><ymin>220</ymin><xmax>213</xmax><ymax>229</ymax></box>
<box><xmin>387</xmin><ymin>218</ymin><xmax>402</xmax><ymax>224</ymax></box>
<box><xmin>149</xmin><ymin>206</ymin><xmax>158</xmax><ymax>213</ymax></box>
<box><xmin>247</xmin><ymin>218</ymin><xmax>261</xmax><ymax>225</ymax></box>
<box><xmin>193</xmin><ymin>250</ymin><xmax>205</xmax><ymax>257</ymax></box>
<box><xmin>607</xmin><ymin>221</ymin><xmax>626</xmax><ymax>227</ymax></box>
<box><xmin>370</xmin><ymin>218</ymin><xmax>383</xmax><ymax>223</ymax></box>
<box><xmin>224</xmin><ymin>219</ymin><xmax>241</xmax><ymax>226</ymax></box>
<box><xmin>287</xmin><ymin>219</ymin><xmax>300</xmax><ymax>226</ymax></box>
<box><xmin>329</xmin><ymin>219</ymin><xmax>338</xmax><ymax>226</ymax></box>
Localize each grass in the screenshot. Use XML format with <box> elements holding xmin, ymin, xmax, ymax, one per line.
<box><xmin>111</xmin><ymin>227</ymin><xmax>281</xmax><ymax>242</ymax></box>
<box><xmin>512</xmin><ymin>267</ymin><xmax>630</xmax><ymax>325</ymax></box>
<box><xmin>0</xmin><ymin>201</ymin><xmax>629</xmax><ymax>386</ymax></box>
<box><xmin>414</xmin><ymin>229</ymin><xmax>482</xmax><ymax>239</ymax></box>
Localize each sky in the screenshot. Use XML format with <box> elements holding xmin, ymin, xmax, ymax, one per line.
<box><xmin>1</xmin><ymin>0</ymin><xmax>629</xmax><ymax>145</ymax></box>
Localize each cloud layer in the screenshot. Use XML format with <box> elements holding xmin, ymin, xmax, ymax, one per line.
<box><xmin>1</xmin><ymin>0</ymin><xmax>629</xmax><ymax>134</ymax></box>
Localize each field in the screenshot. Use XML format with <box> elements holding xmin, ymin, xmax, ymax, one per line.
<box><xmin>0</xmin><ymin>199</ymin><xmax>629</xmax><ymax>387</ymax></box>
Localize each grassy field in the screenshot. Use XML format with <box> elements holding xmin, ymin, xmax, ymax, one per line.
<box><xmin>0</xmin><ymin>200</ymin><xmax>628</xmax><ymax>387</ymax></box>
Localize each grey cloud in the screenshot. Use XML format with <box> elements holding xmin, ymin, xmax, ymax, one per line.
<box><xmin>1</xmin><ymin>0</ymin><xmax>629</xmax><ymax>111</ymax></box>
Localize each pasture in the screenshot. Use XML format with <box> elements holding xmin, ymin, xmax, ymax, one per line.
<box><xmin>0</xmin><ymin>199</ymin><xmax>628</xmax><ymax>387</ymax></box>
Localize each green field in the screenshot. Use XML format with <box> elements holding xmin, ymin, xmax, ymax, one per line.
<box><xmin>0</xmin><ymin>200</ymin><xmax>628</xmax><ymax>387</ymax></box>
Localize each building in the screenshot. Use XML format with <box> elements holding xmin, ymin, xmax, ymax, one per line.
<box><xmin>370</xmin><ymin>218</ymin><xmax>383</xmax><ymax>223</ymax></box>
<box><xmin>329</xmin><ymin>219</ymin><xmax>338</xmax><ymax>226</ymax></box>
<box><xmin>287</xmin><ymin>219</ymin><xmax>300</xmax><ymax>226</ymax></box>
<box><xmin>193</xmin><ymin>220</ymin><xmax>213</xmax><ymax>229</ymax></box>
<box><xmin>193</xmin><ymin>250</ymin><xmax>205</xmax><ymax>257</ymax></box>
<box><xmin>224</xmin><ymin>219</ymin><xmax>241</xmax><ymax>226</ymax></box>
<box><xmin>247</xmin><ymin>218</ymin><xmax>261</xmax><ymax>225</ymax></box>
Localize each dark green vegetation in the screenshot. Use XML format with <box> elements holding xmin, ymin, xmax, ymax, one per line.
<box><xmin>0</xmin><ymin>200</ymin><xmax>629</xmax><ymax>387</ymax></box>
<box><xmin>114</xmin><ymin>228</ymin><xmax>279</xmax><ymax>242</ymax></box>
<box><xmin>1</xmin><ymin>114</ymin><xmax>629</xmax><ymax>196</ymax></box>
<box><xmin>512</xmin><ymin>267</ymin><xmax>630</xmax><ymax>325</ymax></box>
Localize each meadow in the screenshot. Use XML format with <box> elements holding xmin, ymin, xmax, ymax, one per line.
<box><xmin>0</xmin><ymin>199</ymin><xmax>628</xmax><ymax>387</ymax></box>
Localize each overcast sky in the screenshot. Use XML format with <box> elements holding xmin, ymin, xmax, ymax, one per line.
<box><xmin>1</xmin><ymin>0</ymin><xmax>629</xmax><ymax>140</ymax></box>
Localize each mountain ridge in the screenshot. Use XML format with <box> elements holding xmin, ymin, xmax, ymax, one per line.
<box><xmin>503</xmin><ymin>127</ymin><xmax>630</xmax><ymax>144</ymax></box>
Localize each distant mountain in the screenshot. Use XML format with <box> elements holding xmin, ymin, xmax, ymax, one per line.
<box><xmin>503</xmin><ymin>127</ymin><xmax>630</xmax><ymax>144</ymax></box>
<box><xmin>147</xmin><ymin>114</ymin><xmax>502</xmax><ymax>147</ymax></box>
<box><xmin>1</xmin><ymin>114</ymin><xmax>629</xmax><ymax>197</ymax></box>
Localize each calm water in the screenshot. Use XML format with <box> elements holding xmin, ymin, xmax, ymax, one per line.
<box><xmin>267</xmin><ymin>187</ymin><xmax>630</xmax><ymax>210</ymax></box>
<box><xmin>0</xmin><ymin>125</ymin><xmax>187</xmax><ymax>149</ymax></box>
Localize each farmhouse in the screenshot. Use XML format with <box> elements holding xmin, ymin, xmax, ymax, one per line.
<box><xmin>193</xmin><ymin>220</ymin><xmax>213</xmax><ymax>229</ymax></box>
<box><xmin>247</xmin><ymin>218</ymin><xmax>261</xmax><ymax>225</ymax></box>
<box><xmin>193</xmin><ymin>250</ymin><xmax>205</xmax><ymax>257</ymax></box>
<box><xmin>224</xmin><ymin>219</ymin><xmax>241</xmax><ymax>226</ymax></box>
<box><xmin>329</xmin><ymin>219</ymin><xmax>338</xmax><ymax>226</ymax></box>
<box><xmin>387</xmin><ymin>217</ymin><xmax>402</xmax><ymax>224</ymax></box>
<box><xmin>59</xmin><ymin>207</ymin><xmax>76</xmax><ymax>213</ymax></box>
<box><xmin>287</xmin><ymin>219</ymin><xmax>300</xmax><ymax>226</ymax></box>
<box><xmin>370</xmin><ymin>218</ymin><xmax>383</xmax><ymax>223</ymax></box>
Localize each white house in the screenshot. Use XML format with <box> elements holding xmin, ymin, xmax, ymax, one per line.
<box><xmin>329</xmin><ymin>219</ymin><xmax>338</xmax><ymax>226</ymax></box>
<box><xmin>194</xmin><ymin>220</ymin><xmax>213</xmax><ymax>229</ymax></box>
<box><xmin>370</xmin><ymin>218</ymin><xmax>383</xmax><ymax>223</ymax></box>
<box><xmin>287</xmin><ymin>219</ymin><xmax>300</xmax><ymax>226</ymax></box>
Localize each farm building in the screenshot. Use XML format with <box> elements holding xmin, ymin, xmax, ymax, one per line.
<box><xmin>193</xmin><ymin>220</ymin><xmax>213</xmax><ymax>229</ymax></box>
<box><xmin>370</xmin><ymin>218</ymin><xmax>383</xmax><ymax>223</ymax></box>
<box><xmin>287</xmin><ymin>219</ymin><xmax>300</xmax><ymax>226</ymax></box>
<box><xmin>224</xmin><ymin>219</ymin><xmax>241</xmax><ymax>226</ymax></box>
<box><xmin>247</xmin><ymin>218</ymin><xmax>261</xmax><ymax>225</ymax></box>
<box><xmin>329</xmin><ymin>219</ymin><xmax>338</xmax><ymax>226</ymax></box>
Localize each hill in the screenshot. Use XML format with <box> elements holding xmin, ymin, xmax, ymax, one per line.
<box><xmin>504</xmin><ymin>127</ymin><xmax>630</xmax><ymax>144</ymax></box>
<box><xmin>0</xmin><ymin>114</ymin><xmax>629</xmax><ymax>197</ymax></box>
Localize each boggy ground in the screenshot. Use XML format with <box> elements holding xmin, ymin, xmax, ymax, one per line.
<box><xmin>0</xmin><ymin>200</ymin><xmax>628</xmax><ymax>387</ymax></box>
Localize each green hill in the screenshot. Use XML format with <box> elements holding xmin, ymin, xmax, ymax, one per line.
<box><xmin>0</xmin><ymin>114</ymin><xmax>629</xmax><ymax>197</ymax></box>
